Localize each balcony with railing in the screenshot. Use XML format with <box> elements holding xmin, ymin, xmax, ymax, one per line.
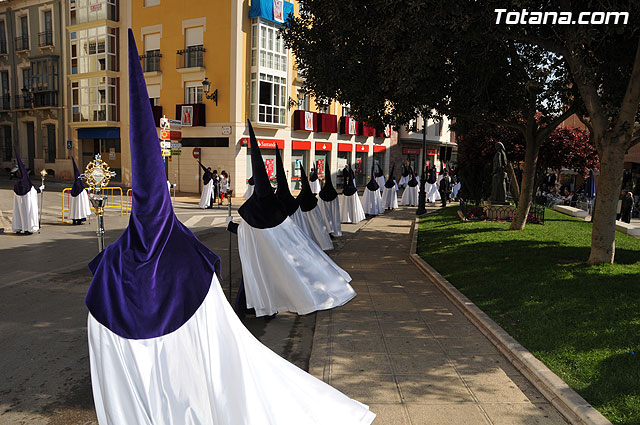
<box><xmin>0</xmin><ymin>94</ymin><xmax>10</xmax><ymax>110</ymax></box>
<box><xmin>15</xmin><ymin>36</ymin><xmax>29</xmax><ymax>52</ymax></box>
<box><xmin>15</xmin><ymin>91</ymin><xmax>58</xmax><ymax>109</ymax></box>
<box><xmin>38</xmin><ymin>31</ymin><xmax>53</xmax><ymax>47</ymax></box>
<box><xmin>140</xmin><ymin>51</ymin><xmax>162</xmax><ymax>73</ymax></box>
<box><xmin>176</xmin><ymin>45</ymin><xmax>204</xmax><ymax>70</ymax></box>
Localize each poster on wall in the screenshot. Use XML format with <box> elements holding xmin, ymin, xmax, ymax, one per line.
<box><xmin>265</xmin><ymin>158</ymin><xmax>275</xmax><ymax>177</ymax></box>
<box><xmin>304</xmin><ymin>111</ymin><xmax>314</xmax><ymax>131</ymax></box>
<box><xmin>181</xmin><ymin>105</ymin><xmax>193</xmax><ymax>127</ymax></box>
<box><xmin>348</xmin><ymin>117</ymin><xmax>356</xmax><ymax>135</ymax></box>
<box><xmin>355</xmin><ymin>158</ymin><xmax>363</xmax><ymax>175</ymax></box>
<box><xmin>273</xmin><ymin>0</ymin><xmax>284</xmax><ymax>23</ymax></box>
<box><xmin>316</xmin><ymin>158</ymin><xmax>325</xmax><ymax>176</ymax></box>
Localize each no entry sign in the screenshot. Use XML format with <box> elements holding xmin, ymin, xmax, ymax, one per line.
<box><xmin>192</xmin><ymin>148</ymin><xmax>201</xmax><ymax>159</ymax></box>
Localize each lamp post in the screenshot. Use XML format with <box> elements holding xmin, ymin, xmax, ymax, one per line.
<box><xmin>416</xmin><ymin>114</ymin><xmax>428</xmax><ymax>215</ymax></box>
<box><xmin>38</xmin><ymin>169</ymin><xmax>47</xmax><ymax>232</ymax></box>
<box><xmin>201</xmin><ymin>77</ymin><xmax>218</xmax><ymax>106</ymax></box>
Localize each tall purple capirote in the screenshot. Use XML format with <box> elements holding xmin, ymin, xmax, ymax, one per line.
<box><xmin>13</xmin><ymin>148</ymin><xmax>34</xmax><ymax>196</ymax></box>
<box><xmin>85</xmin><ymin>29</ymin><xmax>219</xmax><ymax>340</ymax></box>
<box><xmin>70</xmin><ymin>157</ymin><xmax>86</xmax><ymax>197</ymax></box>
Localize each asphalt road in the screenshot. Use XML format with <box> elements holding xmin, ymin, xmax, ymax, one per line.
<box><xmin>0</xmin><ymin>181</ymin><xmax>322</xmax><ymax>425</ymax></box>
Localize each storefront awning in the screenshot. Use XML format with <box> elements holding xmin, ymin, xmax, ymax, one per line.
<box><xmin>249</xmin><ymin>0</ymin><xmax>294</xmax><ymax>25</ymax></box>
<box><xmin>77</xmin><ymin>127</ymin><xmax>120</xmax><ymax>139</ymax></box>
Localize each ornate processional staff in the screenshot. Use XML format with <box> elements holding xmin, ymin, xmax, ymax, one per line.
<box><xmin>81</xmin><ymin>154</ymin><xmax>116</xmax><ymax>252</ymax></box>
<box><xmin>38</xmin><ymin>169</ymin><xmax>47</xmax><ymax>233</ymax></box>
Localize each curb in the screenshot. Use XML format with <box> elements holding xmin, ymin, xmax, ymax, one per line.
<box><xmin>409</xmin><ymin>217</ymin><xmax>612</xmax><ymax>425</ymax></box>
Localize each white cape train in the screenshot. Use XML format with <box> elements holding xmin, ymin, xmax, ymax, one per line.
<box><xmin>318</xmin><ymin>198</ymin><xmax>342</xmax><ymax>237</ymax></box>
<box><xmin>12</xmin><ymin>187</ymin><xmax>39</xmax><ymax>232</ymax></box>
<box><xmin>238</xmin><ymin>217</ymin><xmax>354</xmax><ymax>316</ymax></box>
<box><xmin>362</xmin><ymin>188</ymin><xmax>384</xmax><ymax>216</ymax></box>
<box><xmin>199</xmin><ymin>179</ymin><xmax>214</xmax><ymax>208</ymax></box>
<box><xmin>425</xmin><ymin>183</ymin><xmax>442</xmax><ymax>203</ymax></box>
<box><xmin>300</xmin><ymin>207</ymin><xmax>333</xmax><ymax>250</ymax></box>
<box><xmin>340</xmin><ymin>194</ymin><xmax>366</xmax><ymax>224</ymax></box>
<box><xmin>310</xmin><ymin>179</ymin><xmax>321</xmax><ymax>194</ymax></box>
<box><xmin>69</xmin><ymin>189</ymin><xmax>92</xmax><ymax>220</ymax></box>
<box><xmin>88</xmin><ymin>273</ymin><xmax>375</xmax><ymax>425</ymax></box>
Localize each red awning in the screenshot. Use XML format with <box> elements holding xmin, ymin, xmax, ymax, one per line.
<box><xmin>240</xmin><ymin>138</ymin><xmax>285</xmax><ymax>149</ymax></box>
<box><xmin>315</xmin><ymin>141</ymin><xmax>332</xmax><ymax>151</ymax></box>
<box><xmin>359</xmin><ymin>122</ymin><xmax>376</xmax><ymax>137</ymax></box>
<box><xmin>338</xmin><ymin>143</ymin><xmax>352</xmax><ymax>152</ymax></box>
<box><xmin>339</xmin><ymin>116</ymin><xmax>358</xmax><ymax>135</ymax></box>
<box><xmin>355</xmin><ymin>144</ymin><xmax>369</xmax><ymax>152</ymax></box>
<box><xmin>292</xmin><ymin>140</ymin><xmax>311</xmax><ymax>150</ymax></box>
<box><xmin>373</xmin><ymin>145</ymin><xmax>386</xmax><ymax>153</ymax></box>
<box><xmin>403</xmin><ymin>147</ymin><xmax>421</xmax><ymax>155</ymax></box>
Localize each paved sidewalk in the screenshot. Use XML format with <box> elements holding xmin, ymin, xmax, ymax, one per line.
<box><xmin>311</xmin><ymin>208</ymin><xmax>569</xmax><ymax>425</ymax></box>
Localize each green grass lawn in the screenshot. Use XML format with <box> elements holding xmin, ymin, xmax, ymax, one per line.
<box><xmin>417</xmin><ymin>207</ymin><xmax>640</xmax><ymax>425</ymax></box>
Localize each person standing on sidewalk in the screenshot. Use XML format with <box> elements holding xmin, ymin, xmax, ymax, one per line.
<box><xmin>621</xmin><ymin>190</ymin><xmax>634</xmax><ymax>223</ymax></box>
<box><xmin>12</xmin><ymin>149</ymin><xmax>42</xmax><ymax>234</ymax></box>
<box><xmin>439</xmin><ymin>170</ymin><xmax>453</xmax><ymax>207</ymax></box>
<box><xmin>198</xmin><ymin>164</ymin><xmax>215</xmax><ymax>209</ymax></box>
<box><xmin>69</xmin><ymin>157</ymin><xmax>91</xmax><ymax>225</ymax></box>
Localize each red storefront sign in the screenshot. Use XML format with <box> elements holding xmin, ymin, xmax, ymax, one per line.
<box><xmin>316</xmin><ymin>113</ymin><xmax>338</xmax><ymax>133</ymax></box>
<box><xmin>292</xmin><ymin>140</ymin><xmax>311</xmax><ymax>150</ymax></box>
<box><xmin>315</xmin><ymin>142</ymin><xmax>332</xmax><ymax>151</ymax></box>
<box><xmin>240</xmin><ymin>138</ymin><xmax>285</xmax><ymax>149</ymax></box>
<box><xmin>265</xmin><ymin>158</ymin><xmax>275</xmax><ymax>177</ymax></box>
<box><xmin>338</xmin><ymin>143</ymin><xmax>352</xmax><ymax>152</ymax></box>
<box><xmin>427</xmin><ymin>148</ymin><xmax>439</xmax><ymax>155</ymax></box>
<box><xmin>403</xmin><ymin>147</ymin><xmax>421</xmax><ymax>155</ymax></box>
<box><xmin>356</xmin><ymin>144</ymin><xmax>369</xmax><ymax>152</ymax></box>
<box><xmin>373</xmin><ymin>145</ymin><xmax>386</xmax><ymax>153</ymax></box>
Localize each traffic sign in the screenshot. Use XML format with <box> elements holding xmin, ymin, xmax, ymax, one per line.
<box><xmin>160</xmin><ymin>141</ymin><xmax>171</xmax><ymax>149</ymax></box>
<box><xmin>170</xmin><ymin>142</ymin><xmax>182</xmax><ymax>149</ymax></box>
<box><xmin>161</xmin><ymin>149</ymin><xmax>171</xmax><ymax>157</ymax></box>
<box><xmin>160</xmin><ymin>117</ymin><xmax>182</xmax><ymax>130</ymax></box>
<box><xmin>170</xmin><ymin>149</ymin><xmax>182</xmax><ymax>156</ymax></box>
<box><xmin>192</xmin><ymin>148</ymin><xmax>201</xmax><ymax>159</ymax></box>
<box><xmin>160</xmin><ymin>129</ymin><xmax>182</xmax><ymax>141</ymax></box>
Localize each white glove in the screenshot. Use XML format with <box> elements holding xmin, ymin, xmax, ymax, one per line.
<box><xmin>39</xmin><ymin>185</ymin><xmax>45</xmax><ymax>191</ymax></box>
<box><xmin>226</xmin><ymin>216</ymin><xmax>233</xmax><ymax>225</ymax></box>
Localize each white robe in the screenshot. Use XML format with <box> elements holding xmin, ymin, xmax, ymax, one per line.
<box><xmin>88</xmin><ymin>274</ymin><xmax>375</xmax><ymax>425</ymax></box>
<box><xmin>310</xmin><ymin>179</ymin><xmax>321</xmax><ymax>194</ymax></box>
<box><xmin>362</xmin><ymin>188</ymin><xmax>384</xmax><ymax>216</ymax></box>
<box><xmin>382</xmin><ymin>185</ymin><xmax>399</xmax><ymax>210</ymax></box>
<box><xmin>244</xmin><ymin>183</ymin><xmax>254</xmax><ymax>200</ymax></box>
<box><xmin>401</xmin><ymin>185</ymin><xmax>419</xmax><ymax>206</ymax></box>
<box><xmin>317</xmin><ymin>198</ymin><xmax>342</xmax><ymax>237</ymax></box>
<box><xmin>375</xmin><ymin>176</ymin><xmax>385</xmax><ymax>191</ymax></box>
<box><xmin>238</xmin><ymin>218</ymin><xmax>355</xmax><ymax>317</ymax></box>
<box><xmin>199</xmin><ymin>180</ymin><xmax>214</xmax><ymax>209</ymax></box>
<box><xmin>398</xmin><ymin>175</ymin><xmax>409</xmax><ymax>187</ymax></box>
<box><xmin>425</xmin><ymin>183</ymin><xmax>442</xmax><ymax>203</ymax></box>
<box><xmin>452</xmin><ymin>182</ymin><xmax>461</xmax><ymax>199</ymax></box>
<box><xmin>291</xmin><ymin>206</ymin><xmax>313</xmax><ymax>237</ymax></box>
<box><xmin>340</xmin><ymin>194</ymin><xmax>366</xmax><ymax>224</ymax></box>
<box><xmin>301</xmin><ymin>207</ymin><xmax>333</xmax><ymax>250</ymax></box>
<box><xmin>12</xmin><ymin>187</ymin><xmax>39</xmax><ymax>233</ymax></box>
<box><xmin>69</xmin><ymin>189</ymin><xmax>92</xmax><ymax>220</ymax></box>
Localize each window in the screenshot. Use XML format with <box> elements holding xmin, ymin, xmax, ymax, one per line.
<box><xmin>185</xmin><ymin>83</ymin><xmax>202</xmax><ymax>104</ymax></box>
<box><xmin>1</xmin><ymin>125</ymin><xmax>11</xmax><ymax>161</ymax></box>
<box><xmin>45</xmin><ymin>124</ymin><xmax>56</xmax><ymax>163</ymax></box>
<box><xmin>342</xmin><ymin>103</ymin><xmax>351</xmax><ymax>117</ymax></box>
<box><xmin>250</xmin><ymin>19</ymin><xmax>287</xmax><ymax>125</ymax></box>
<box><xmin>317</xmin><ymin>102</ymin><xmax>329</xmax><ymax>114</ymax></box>
<box><xmin>0</xmin><ymin>71</ymin><xmax>9</xmax><ymax>109</ymax></box>
<box><xmin>297</xmin><ymin>91</ymin><xmax>309</xmax><ymax>110</ymax></box>
<box><xmin>147</xmin><ymin>84</ymin><xmax>160</xmax><ymax>105</ymax></box>
<box><xmin>69</xmin><ymin>0</ymin><xmax>118</xmax><ymax>25</ymax></box>
<box><xmin>39</xmin><ymin>10</ymin><xmax>53</xmax><ymax>47</ymax></box>
<box><xmin>71</xmin><ymin>76</ymin><xmax>118</xmax><ymax>122</ymax></box>
<box><xmin>143</xmin><ymin>33</ymin><xmax>161</xmax><ymax>72</ymax></box>
<box><xmin>70</xmin><ymin>26</ymin><xmax>118</xmax><ymax>74</ymax></box>
<box><xmin>0</xmin><ymin>21</ymin><xmax>6</xmax><ymax>54</ymax></box>
<box><xmin>22</xmin><ymin>68</ymin><xmax>31</xmax><ymax>90</ymax></box>
<box><xmin>181</xmin><ymin>26</ymin><xmax>204</xmax><ymax>68</ymax></box>
<box><xmin>30</xmin><ymin>57</ymin><xmax>59</xmax><ymax>107</ymax></box>
<box><xmin>16</xmin><ymin>15</ymin><xmax>29</xmax><ymax>51</ymax></box>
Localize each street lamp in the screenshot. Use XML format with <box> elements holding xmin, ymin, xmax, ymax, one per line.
<box><xmin>201</xmin><ymin>77</ymin><xmax>218</xmax><ymax>106</ymax></box>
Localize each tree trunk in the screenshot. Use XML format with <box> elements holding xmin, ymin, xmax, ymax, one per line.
<box><xmin>510</xmin><ymin>135</ymin><xmax>540</xmax><ymax>230</ymax></box>
<box><xmin>588</xmin><ymin>135</ymin><xmax>627</xmax><ymax>264</ymax></box>
<box><xmin>507</xmin><ymin>163</ymin><xmax>520</xmax><ymax>205</ymax></box>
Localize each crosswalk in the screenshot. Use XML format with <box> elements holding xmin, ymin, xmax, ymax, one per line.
<box><xmin>181</xmin><ymin>215</ymin><xmax>225</xmax><ymax>228</ymax></box>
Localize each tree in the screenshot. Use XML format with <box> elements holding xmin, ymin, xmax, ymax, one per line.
<box><xmin>283</xmin><ymin>0</ymin><xmax>580</xmax><ymax>232</ymax></box>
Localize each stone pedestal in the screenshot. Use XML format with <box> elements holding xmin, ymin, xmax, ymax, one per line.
<box><xmin>483</xmin><ymin>202</ymin><xmax>515</xmax><ymax>220</ymax></box>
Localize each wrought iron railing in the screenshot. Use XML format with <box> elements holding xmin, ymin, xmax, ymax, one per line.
<box><xmin>459</xmin><ymin>199</ymin><xmax>545</xmax><ymax>225</ymax></box>
<box><xmin>0</xmin><ymin>94</ymin><xmax>10</xmax><ymax>110</ymax></box>
<box><xmin>38</xmin><ymin>31</ymin><xmax>53</xmax><ymax>47</ymax></box>
<box><xmin>140</xmin><ymin>51</ymin><xmax>162</xmax><ymax>72</ymax></box>
<box><xmin>15</xmin><ymin>36</ymin><xmax>29</xmax><ymax>51</ymax></box>
<box><xmin>177</xmin><ymin>45</ymin><xmax>204</xmax><ymax>69</ymax></box>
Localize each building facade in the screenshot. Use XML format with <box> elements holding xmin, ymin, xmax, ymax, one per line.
<box><xmin>0</xmin><ymin>0</ymin><xmax>68</xmax><ymax>179</ymax></box>
<box><xmin>132</xmin><ymin>0</ymin><xmax>393</xmax><ymax>196</ymax></box>
<box><xmin>66</xmin><ymin>0</ymin><xmax>131</xmax><ymax>184</ymax></box>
